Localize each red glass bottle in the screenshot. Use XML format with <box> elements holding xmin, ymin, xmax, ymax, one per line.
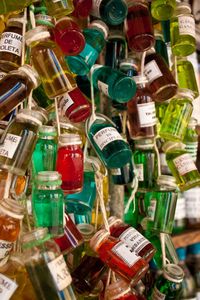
<box><xmin>90</xmin><ymin>230</ymin><xmax>149</xmax><ymax>286</ymax></box>
<box><xmin>56</xmin><ymin>133</ymin><xmax>84</xmax><ymax>194</ymax></box>
<box><xmin>107</xmin><ymin>216</ymin><xmax>155</xmax><ymax>263</ymax></box>
<box><xmin>59</xmin><ymin>86</ymin><xmax>91</xmax><ymax>123</ymax></box>
<box><xmin>72</xmin><ymin>0</ymin><xmax>93</xmax><ymax>18</ymax></box>
<box><xmin>54</xmin><ymin>17</ymin><xmax>85</xmax><ymax>56</ymax></box>
<box><xmin>105</xmin><ymin>278</ymin><xmax>140</xmax><ymax>300</ymax></box>
<box><xmin>125</xmin><ymin>0</ymin><xmax>155</xmax><ymax>52</ymax></box>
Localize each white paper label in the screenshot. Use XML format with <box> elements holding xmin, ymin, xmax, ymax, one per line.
<box><xmin>0</xmin><ymin>134</ymin><xmax>21</xmax><ymax>159</ymax></box>
<box><xmin>144</xmin><ymin>60</ymin><xmax>163</xmax><ymax>84</ymax></box>
<box><xmin>90</xmin><ymin>0</ymin><xmax>102</xmax><ymax>17</ymax></box>
<box><xmin>184</xmin><ymin>188</ymin><xmax>200</xmax><ymax>218</ymax></box>
<box><xmin>174</xmin><ymin>197</ymin><xmax>186</xmax><ymax>220</ymax></box>
<box><xmin>119</xmin><ymin>228</ymin><xmax>149</xmax><ymax>255</ymax></box>
<box><xmin>178</xmin><ymin>16</ymin><xmax>196</xmax><ymax>38</ymax></box>
<box><xmin>151</xmin><ymin>287</ymin><xmax>166</xmax><ymax>300</ymax></box>
<box><xmin>0</xmin><ymin>32</ymin><xmax>22</xmax><ymax>57</ymax></box>
<box><xmin>185</xmin><ymin>142</ymin><xmax>198</xmax><ymax>161</ymax></box>
<box><xmin>111</xmin><ymin>168</ymin><xmax>121</xmax><ymax>176</ymax></box>
<box><xmin>135</xmin><ymin>164</ymin><xmax>144</xmax><ymax>181</ymax></box>
<box><xmin>93</xmin><ymin>127</ymin><xmax>123</xmax><ymax>150</ymax></box>
<box><xmin>148</xmin><ymin>199</ymin><xmax>157</xmax><ymax>221</ymax></box>
<box><xmin>47</xmin><ymin>255</ymin><xmax>72</xmax><ymax>291</ymax></box>
<box><xmin>59</xmin><ymin>94</ymin><xmax>74</xmax><ymax>114</ymax></box>
<box><xmin>0</xmin><ymin>273</ymin><xmax>18</xmax><ymax>300</ymax></box>
<box><xmin>173</xmin><ymin>153</ymin><xmax>197</xmax><ymax>176</ymax></box>
<box><xmin>97</xmin><ymin>81</ymin><xmax>109</xmax><ymax>96</ymax></box>
<box><xmin>112</xmin><ymin>241</ymin><xmax>140</xmax><ymax>267</ymax></box>
<box><xmin>0</xmin><ymin>240</ymin><xmax>13</xmax><ymax>260</ymax></box>
<box><xmin>137</xmin><ymin>102</ymin><xmax>156</xmax><ymax>127</ymax></box>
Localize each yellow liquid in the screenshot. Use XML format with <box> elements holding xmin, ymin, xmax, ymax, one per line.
<box><xmin>44</xmin><ymin>0</ymin><xmax>74</xmax><ymax>18</ymax></box>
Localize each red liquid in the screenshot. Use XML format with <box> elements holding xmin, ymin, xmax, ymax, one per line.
<box><xmin>56</xmin><ymin>144</ymin><xmax>84</xmax><ymax>194</ymax></box>
<box><xmin>72</xmin><ymin>0</ymin><xmax>92</xmax><ymax>18</ymax></box>
<box><xmin>126</xmin><ymin>3</ymin><xmax>154</xmax><ymax>52</ymax></box>
<box><xmin>116</xmin><ymin>293</ymin><xmax>140</xmax><ymax>300</ymax></box>
<box><xmin>54</xmin><ymin>17</ymin><xmax>85</xmax><ymax>56</ymax></box>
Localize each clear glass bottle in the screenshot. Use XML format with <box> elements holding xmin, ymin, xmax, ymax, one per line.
<box><xmin>0</xmin><ymin>64</ymin><xmax>40</xmax><ymax>120</ymax></box>
<box><xmin>163</xmin><ymin>141</ymin><xmax>200</xmax><ymax>191</ymax></box>
<box><xmin>25</xmin><ymin>26</ymin><xmax>76</xmax><ymax>99</ymax></box>
<box><xmin>184</xmin><ymin>187</ymin><xmax>200</xmax><ymax>229</ymax></box>
<box><xmin>90</xmin><ymin>0</ymin><xmax>127</xmax><ymax>25</ymax></box>
<box><xmin>32</xmin><ymin>171</ymin><xmax>64</xmax><ymax>235</ymax></box>
<box><xmin>183</xmin><ymin>118</ymin><xmax>198</xmax><ymax>162</ymax></box>
<box><xmin>170</xmin><ymin>2</ymin><xmax>196</xmax><ymax>56</ymax></box>
<box><xmin>127</xmin><ymin>75</ymin><xmax>157</xmax><ymax>140</ymax></box>
<box><xmin>0</xmin><ymin>108</ymin><xmax>47</xmax><ymax>175</ymax></box>
<box><xmin>44</xmin><ymin>0</ymin><xmax>74</xmax><ymax>18</ymax></box>
<box><xmin>22</xmin><ymin>228</ymin><xmax>77</xmax><ymax>300</ymax></box>
<box><xmin>125</xmin><ymin>0</ymin><xmax>155</xmax><ymax>52</ymax></box>
<box><xmin>151</xmin><ymin>0</ymin><xmax>176</xmax><ymax>21</ymax></box>
<box><xmin>159</xmin><ymin>89</ymin><xmax>194</xmax><ymax>142</ymax></box>
<box><xmin>66</xmin><ymin>20</ymin><xmax>108</xmax><ymax>76</ymax></box>
<box><xmin>32</xmin><ymin>125</ymin><xmax>57</xmax><ymax>175</ymax></box>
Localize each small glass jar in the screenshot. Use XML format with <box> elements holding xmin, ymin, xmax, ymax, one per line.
<box><xmin>125</xmin><ymin>0</ymin><xmax>155</xmax><ymax>52</ymax></box>
<box><xmin>25</xmin><ymin>26</ymin><xmax>76</xmax><ymax>99</ymax></box>
<box><xmin>170</xmin><ymin>2</ymin><xmax>196</xmax><ymax>56</ymax></box>
<box><xmin>90</xmin><ymin>230</ymin><xmax>149</xmax><ymax>286</ymax></box>
<box><xmin>151</xmin><ymin>0</ymin><xmax>176</xmax><ymax>21</ymax></box>
<box><xmin>183</xmin><ymin>118</ymin><xmax>198</xmax><ymax>162</ymax></box>
<box><xmin>107</xmin><ymin>216</ymin><xmax>155</xmax><ymax>262</ymax></box>
<box><xmin>22</xmin><ymin>228</ymin><xmax>76</xmax><ymax>300</ymax></box>
<box><xmin>72</xmin><ymin>0</ymin><xmax>92</xmax><ymax>19</ymax></box>
<box><xmin>0</xmin><ymin>108</ymin><xmax>47</xmax><ymax>175</ymax></box>
<box><xmin>163</xmin><ymin>141</ymin><xmax>200</xmax><ymax>191</ymax></box>
<box><xmin>32</xmin><ymin>171</ymin><xmax>64</xmax><ymax>235</ymax></box>
<box><xmin>0</xmin><ymin>198</ymin><xmax>24</xmax><ymax>267</ymax></box>
<box><xmin>159</xmin><ymin>89</ymin><xmax>194</xmax><ymax>142</ymax></box>
<box><xmin>44</xmin><ymin>0</ymin><xmax>74</xmax><ymax>18</ymax></box>
<box><xmin>105</xmin><ymin>278</ymin><xmax>139</xmax><ymax>300</ymax></box>
<box><xmin>127</xmin><ymin>75</ymin><xmax>157</xmax><ymax>140</ymax></box>
<box><xmin>184</xmin><ymin>187</ymin><xmax>200</xmax><ymax>229</ymax></box>
<box><xmin>144</xmin><ymin>49</ymin><xmax>177</xmax><ymax>101</ymax></box>
<box><xmin>32</xmin><ymin>125</ymin><xmax>57</xmax><ymax>175</ymax></box>
<box><xmin>173</xmin><ymin>192</ymin><xmax>186</xmax><ymax>234</ymax></box>
<box><xmin>56</xmin><ymin>133</ymin><xmax>84</xmax><ymax>194</ymax></box>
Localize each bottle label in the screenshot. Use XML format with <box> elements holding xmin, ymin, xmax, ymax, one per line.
<box><xmin>119</xmin><ymin>227</ymin><xmax>149</xmax><ymax>255</ymax></box>
<box><xmin>148</xmin><ymin>199</ymin><xmax>157</xmax><ymax>221</ymax></box>
<box><xmin>144</xmin><ymin>60</ymin><xmax>163</xmax><ymax>84</ymax></box>
<box><xmin>185</xmin><ymin>142</ymin><xmax>198</xmax><ymax>160</ymax></box>
<box><xmin>93</xmin><ymin>127</ymin><xmax>123</xmax><ymax>150</ymax></box>
<box><xmin>135</xmin><ymin>164</ymin><xmax>144</xmax><ymax>181</ymax></box>
<box><xmin>97</xmin><ymin>81</ymin><xmax>109</xmax><ymax>96</ymax></box>
<box><xmin>174</xmin><ymin>197</ymin><xmax>186</xmax><ymax>220</ymax></box>
<box><xmin>0</xmin><ymin>32</ymin><xmax>22</xmax><ymax>57</ymax></box>
<box><xmin>173</xmin><ymin>153</ymin><xmax>197</xmax><ymax>176</ymax></box>
<box><xmin>59</xmin><ymin>94</ymin><xmax>74</xmax><ymax>114</ymax></box>
<box><xmin>137</xmin><ymin>102</ymin><xmax>156</xmax><ymax>127</ymax></box>
<box><xmin>178</xmin><ymin>16</ymin><xmax>196</xmax><ymax>38</ymax></box>
<box><xmin>185</xmin><ymin>189</ymin><xmax>200</xmax><ymax>218</ymax></box>
<box><xmin>0</xmin><ymin>134</ymin><xmax>21</xmax><ymax>159</ymax></box>
<box><xmin>112</xmin><ymin>241</ymin><xmax>140</xmax><ymax>267</ymax></box>
<box><xmin>47</xmin><ymin>255</ymin><xmax>72</xmax><ymax>291</ymax></box>
<box><xmin>90</xmin><ymin>0</ymin><xmax>102</xmax><ymax>17</ymax></box>
<box><xmin>0</xmin><ymin>273</ymin><xmax>18</xmax><ymax>300</ymax></box>
<box><xmin>151</xmin><ymin>287</ymin><xmax>166</xmax><ymax>300</ymax></box>
<box><xmin>0</xmin><ymin>240</ymin><xmax>13</xmax><ymax>267</ymax></box>
<box><xmin>111</xmin><ymin>168</ymin><xmax>121</xmax><ymax>176</ymax></box>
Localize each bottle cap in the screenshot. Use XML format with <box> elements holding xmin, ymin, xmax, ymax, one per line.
<box><xmin>188</xmin><ymin>117</ymin><xmax>198</xmax><ymax>128</ymax></box>
<box><xmin>107</xmin><ymin>216</ymin><xmax>123</xmax><ymax>227</ymax></box>
<box><xmin>32</xmin><ymin>106</ymin><xmax>49</xmax><ymax>123</ymax></box>
<box><xmin>59</xmin><ymin>133</ymin><xmax>82</xmax><ymax>146</ymax></box>
<box><xmin>176</xmin><ymin>2</ymin><xmax>191</xmax><ymax>13</ymax></box>
<box><xmin>163</xmin><ymin>264</ymin><xmax>184</xmax><ymax>283</ymax></box>
<box><xmin>90</xmin><ymin>229</ymin><xmax>110</xmax><ymax>252</ymax></box>
<box><xmin>119</xmin><ymin>58</ymin><xmax>139</xmax><ymax>71</ymax></box>
<box><xmin>89</xmin><ymin>20</ymin><xmax>109</xmax><ymax>39</ymax></box>
<box><xmin>39</xmin><ymin>125</ymin><xmax>57</xmax><ymax>137</ymax></box>
<box><xmin>25</xmin><ymin>26</ymin><xmax>50</xmax><ymax>46</ymax></box>
<box><xmin>162</xmin><ymin>141</ymin><xmax>185</xmax><ymax>153</ymax></box>
<box><xmin>21</xmin><ymin>228</ymin><xmax>49</xmax><ymax>244</ymax></box>
<box><xmin>17</xmin><ymin>108</ymin><xmax>48</xmax><ymax>126</ymax></box>
<box><xmin>105</xmin><ymin>279</ymin><xmax>131</xmax><ymax>300</ymax></box>
<box><xmin>134</xmin><ymin>139</ymin><xmax>154</xmax><ymax>149</ymax></box>
<box><xmin>176</xmin><ymin>88</ymin><xmax>194</xmax><ymax>101</ymax></box>
<box><xmin>157</xmin><ymin>175</ymin><xmax>177</xmax><ymax>189</ymax></box>
<box><xmin>18</xmin><ymin>64</ymin><xmax>41</xmax><ymax>89</ymax></box>
<box><xmin>0</xmin><ymin>198</ymin><xmax>24</xmax><ymax>220</ymax></box>
<box><xmin>77</xmin><ymin>223</ymin><xmax>95</xmax><ymax>241</ymax></box>
<box><xmin>37</xmin><ymin>171</ymin><xmax>61</xmax><ymax>182</ymax></box>
<box><xmin>133</xmin><ymin>75</ymin><xmax>148</xmax><ymax>85</ymax></box>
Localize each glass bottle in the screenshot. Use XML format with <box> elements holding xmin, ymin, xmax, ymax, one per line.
<box><xmin>90</xmin><ymin>0</ymin><xmax>127</xmax><ymax>25</ymax></box>
<box><xmin>151</xmin><ymin>0</ymin><xmax>176</xmax><ymax>21</ymax></box>
<box><xmin>92</xmin><ymin>64</ymin><xmax>137</xmax><ymax>103</ymax></box>
<box><xmin>25</xmin><ymin>26</ymin><xmax>76</xmax><ymax>99</ymax></box>
<box><xmin>32</xmin><ymin>125</ymin><xmax>57</xmax><ymax>175</ymax></box>
<box><xmin>0</xmin><ymin>198</ymin><xmax>24</xmax><ymax>267</ymax></box>
<box><xmin>183</xmin><ymin>118</ymin><xmax>198</xmax><ymax>162</ymax></box>
<box><xmin>22</xmin><ymin>228</ymin><xmax>76</xmax><ymax>300</ymax></box>
<box><xmin>144</xmin><ymin>49</ymin><xmax>177</xmax><ymax>101</ymax></box>
<box><xmin>150</xmin><ymin>264</ymin><xmax>184</xmax><ymax>299</ymax></box>
<box><xmin>125</xmin><ymin>0</ymin><xmax>155</xmax><ymax>52</ymax></box>
<box><xmin>133</xmin><ymin>139</ymin><xmax>158</xmax><ymax>190</ymax></box>
<box><xmin>66</xmin><ymin>20</ymin><xmax>108</xmax><ymax>76</ymax></box>
<box><xmin>163</xmin><ymin>141</ymin><xmax>200</xmax><ymax>191</ymax></box>
<box><xmin>173</xmin><ymin>192</ymin><xmax>186</xmax><ymax>234</ymax></box>
<box><xmin>170</xmin><ymin>2</ymin><xmax>196</xmax><ymax>57</ymax></box>
<box><xmin>172</xmin><ymin>57</ymin><xmax>199</xmax><ymax>99</ymax></box>
<box><xmin>0</xmin><ymin>0</ymin><xmax>33</xmax><ymax>14</ymax></box>
<box><xmin>32</xmin><ymin>171</ymin><xmax>64</xmax><ymax>235</ymax></box>
<box><xmin>0</xmin><ymin>14</ymin><xmax>24</xmax><ymax>72</ymax></box>
<box><xmin>106</xmin><ymin>216</ymin><xmax>155</xmax><ymax>262</ymax></box>
<box><xmin>44</xmin><ymin>0</ymin><xmax>74</xmax><ymax>18</ymax></box>
<box><xmin>159</xmin><ymin>89</ymin><xmax>194</xmax><ymax>142</ymax></box>
<box><xmin>154</xmin><ymin>29</ymin><xmax>169</xmax><ymax>66</ymax></box>
<box><xmin>184</xmin><ymin>187</ymin><xmax>200</xmax><ymax>229</ymax></box>
<box><xmin>87</xmin><ymin>117</ymin><xmax>132</xmax><ymax>168</ymax></box>
<box><xmin>72</xmin><ymin>0</ymin><xmax>92</xmax><ymax>19</ymax></box>
<box><xmin>105</xmin><ymin>278</ymin><xmax>139</xmax><ymax>300</ymax></box>
<box><xmin>33</xmin><ymin>84</ymin><xmax>53</xmax><ymax>109</ymax></box>
<box><xmin>127</xmin><ymin>75</ymin><xmax>157</xmax><ymax>140</ymax></box>
<box><xmin>120</xmin><ymin>57</ymin><xmax>139</xmax><ymax>77</ymax></box>
<box><xmin>54</xmin><ymin>17</ymin><xmax>85</xmax><ymax>56</ymax></box>
<box><xmin>90</xmin><ymin>230</ymin><xmax>149</xmax><ymax>286</ymax></box>
<box><xmin>56</xmin><ymin>133</ymin><xmax>84</xmax><ymax>194</ymax></box>
<box><xmin>0</xmin><ymin>64</ymin><xmax>40</xmax><ymax>120</ymax></box>
<box><xmin>110</xmin><ymin>159</ymin><xmax>134</xmax><ymax>185</ymax></box>
<box><xmin>0</xmin><ymin>108</ymin><xmax>47</xmax><ymax>175</ymax></box>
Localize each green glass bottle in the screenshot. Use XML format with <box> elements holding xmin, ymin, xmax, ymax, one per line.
<box><xmin>151</xmin><ymin>0</ymin><xmax>176</xmax><ymax>21</ymax></box>
<box><xmin>170</xmin><ymin>2</ymin><xmax>196</xmax><ymax>56</ymax></box>
<box><xmin>32</xmin><ymin>125</ymin><xmax>57</xmax><ymax>175</ymax></box>
<box><xmin>163</xmin><ymin>141</ymin><xmax>200</xmax><ymax>192</ymax></box>
<box><xmin>32</xmin><ymin>171</ymin><xmax>64</xmax><ymax>236</ymax></box>
<box><xmin>155</xmin><ymin>29</ymin><xmax>169</xmax><ymax>66</ymax></box>
<box><xmin>173</xmin><ymin>193</ymin><xmax>186</xmax><ymax>234</ymax></box>
<box><xmin>183</xmin><ymin>118</ymin><xmax>198</xmax><ymax>162</ymax></box>
<box><xmin>159</xmin><ymin>89</ymin><xmax>194</xmax><ymax>142</ymax></box>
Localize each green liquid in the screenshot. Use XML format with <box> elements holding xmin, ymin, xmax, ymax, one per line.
<box><xmin>151</xmin><ymin>0</ymin><xmax>176</xmax><ymax>21</ymax></box>
<box><xmin>150</xmin><ymin>275</ymin><xmax>182</xmax><ymax>299</ymax></box>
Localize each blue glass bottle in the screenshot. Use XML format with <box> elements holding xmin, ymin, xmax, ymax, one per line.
<box><xmin>66</xmin><ymin>20</ymin><xmax>108</xmax><ymax>76</ymax></box>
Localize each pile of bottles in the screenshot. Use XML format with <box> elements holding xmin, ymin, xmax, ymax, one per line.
<box><xmin>0</xmin><ymin>0</ymin><xmax>199</xmax><ymax>299</ymax></box>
